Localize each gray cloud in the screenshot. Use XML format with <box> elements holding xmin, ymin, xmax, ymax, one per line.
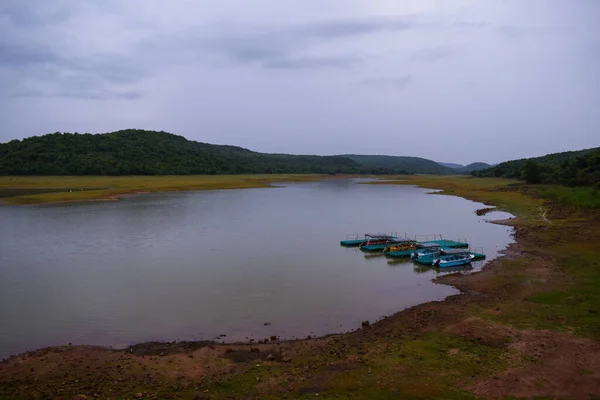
<box><xmin>264</xmin><ymin>56</ymin><xmax>359</xmax><ymax>70</ymax></box>
<box><xmin>410</xmin><ymin>46</ymin><xmax>456</xmax><ymax>63</ymax></box>
<box><xmin>193</xmin><ymin>16</ymin><xmax>416</xmax><ymax>69</ymax></box>
<box><xmin>0</xmin><ymin>0</ymin><xmax>599</xmax><ymax>163</ymax></box>
<box><xmin>360</xmin><ymin>76</ymin><xmax>412</xmax><ymax>90</ymax></box>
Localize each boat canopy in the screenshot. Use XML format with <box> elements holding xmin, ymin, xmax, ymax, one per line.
<box><xmin>442</xmin><ymin>249</ymin><xmax>470</xmax><ymax>255</ymax></box>
<box><xmin>365</xmin><ymin>233</ymin><xmax>396</xmax><ymax>239</ymax></box>
<box><xmin>420</xmin><ymin>243</ymin><xmax>442</xmax><ymax>248</ymax></box>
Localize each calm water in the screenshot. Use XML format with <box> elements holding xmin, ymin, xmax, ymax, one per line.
<box><xmin>0</xmin><ymin>180</ymin><xmax>513</xmax><ymax>359</ymax></box>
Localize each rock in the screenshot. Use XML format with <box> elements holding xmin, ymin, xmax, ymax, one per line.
<box><xmin>159</xmin><ymin>352</ymin><xmax>165</xmax><ymax>357</ymax></box>
<box><xmin>282</xmin><ymin>357</ymin><xmax>292</xmax><ymax>363</ymax></box>
<box><xmin>266</xmin><ymin>354</ymin><xmax>276</xmax><ymax>361</ymax></box>
<box><xmin>135</xmin><ymin>393</ymin><xmax>143</xmax><ymax>398</ymax></box>
<box><xmin>270</xmin><ymin>335</ymin><xmax>277</xmax><ymax>342</ymax></box>
<box><xmin>361</xmin><ymin>320</ymin><xmax>370</xmax><ymax>327</ymax></box>
<box><xmin>72</xmin><ymin>396</ymin><xmax>88</xmax><ymax>400</ymax></box>
<box><xmin>224</xmin><ymin>348</ymin><xmax>234</xmax><ymax>354</ymax></box>
<box><xmin>250</xmin><ymin>347</ymin><xmax>260</xmax><ymax>353</ymax></box>
<box><xmin>264</xmin><ymin>322</ymin><xmax>271</xmax><ymax>326</ymax></box>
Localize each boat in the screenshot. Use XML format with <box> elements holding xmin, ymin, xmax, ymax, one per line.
<box><xmin>384</xmin><ymin>241</ymin><xmax>419</xmax><ymax>258</ymax></box>
<box><xmin>340</xmin><ymin>233</ymin><xmax>397</xmax><ymax>247</ymax></box>
<box><xmin>361</xmin><ymin>238</ymin><xmax>415</xmax><ymax>252</ymax></box>
<box><xmin>414</xmin><ymin>248</ymin><xmax>486</xmax><ymax>265</ymax></box>
<box><xmin>410</xmin><ymin>243</ymin><xmax>442</xmax><ymax>259</ymax></box>
<box><xmin>432</xmin><ymin>253</ymin><xmax>474</xmax><ymax>268</ymax></box>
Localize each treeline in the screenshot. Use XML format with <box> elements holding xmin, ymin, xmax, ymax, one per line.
<box><xmin>473</xmin><ymin>147</ymin><xmax>600</xmax><ymax>187</ymax></box>
<box><xmin>0</xmin><ymin>130</ymin><xmax>413</xmax><ymax>176</ymax></box>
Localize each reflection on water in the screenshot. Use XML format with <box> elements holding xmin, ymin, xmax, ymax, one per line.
<box><xmin>0</xmin><ymin>180</ymin><xmax>513</xmax><ymax>359</ymax></box>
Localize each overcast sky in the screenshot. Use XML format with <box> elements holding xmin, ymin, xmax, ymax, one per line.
<box><xmin>1</xmin><ymin>0</ymin><xmax>598</xmax><ymax>164</ymax></box>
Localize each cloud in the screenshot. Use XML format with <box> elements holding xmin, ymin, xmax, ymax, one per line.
<box><xmin>410</xmin><ymin>45</ymin><xmax>455</xmax><ymax>63</ymax></box>
<box><xmin>264</xmin><ymin>56</ymin><xmax>359</xmax><ymax>70</ymax></box>
<box><xmin>360</xmin><ymin>76</ymin><xmax>412</xmax><ymax>89</ymax></box>
<box><xmin>11</xmin><ymin>88</ymin><xmax>143</xmax><ymax>100</ymax></box>
<box><xmin>192</xmin><ymin>16</ymin><xmax>417</xmax><ymax>69</ymax></box>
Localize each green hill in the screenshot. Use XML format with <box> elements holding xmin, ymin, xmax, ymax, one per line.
<box><xmin>461</xmin><ymin>162</ymin><xmax>491</xmax><ymax>173</ymax></box>
<box><xmin>0</xmin><ymin>130</ymin><xmax>367</xmax><ymax>175</ymax></box>
<box><xmin>438</xmin><ymin>162</ymin><xmax>465</xmax><ymax>169</ymax></box>
<box><xmin>474</xmin><ymin>147</ymin><xmax>600</xmax><ymax>186</ymax></box>
<box><xmin>342</xmin><ymin>155</ymin><xmax>457</xmax><ymax>175</ymax></box>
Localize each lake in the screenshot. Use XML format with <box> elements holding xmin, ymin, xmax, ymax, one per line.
<box><xmin>0</xmin><ymin>179</ymin><xmax>514</xmax><ymax>359</ymax></box>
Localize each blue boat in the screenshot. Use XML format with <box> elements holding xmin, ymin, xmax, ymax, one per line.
<box><xmin>433</xmin><ymin>253</ymin><xmax>475</xmax><ymax>268</ymax></box>
<box><xmin>415</xmin><ymin>249</ymin><xmax>486</xmax><ymax>266</ymax></box>
<box><xmin>410</xmin><ymin>243</ymin><xmax>442</xmax><ymax>259</ymax></box>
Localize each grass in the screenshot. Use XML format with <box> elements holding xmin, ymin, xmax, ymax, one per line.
<box><xmin>0</xmin><ymin>175</ymin><xmax>328</xmax><ymax>204</ymax></box>
<box><xmin>542</xmin><ymin>185</ymin><xmax>600</xmax><ymax>209</ymax></box>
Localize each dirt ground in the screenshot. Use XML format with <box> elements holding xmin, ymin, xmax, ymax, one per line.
<box><xmin>1</xmin><ymin>182</ymin><xmax>599</xmax><ymax>399</ymax></box>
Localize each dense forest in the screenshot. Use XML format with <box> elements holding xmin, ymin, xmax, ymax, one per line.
<box><xmin>474</xmin><ymin>147</ymin><xmax>600</xmax><ymax>186</ymax></box>
<box><xmin>0</xmin><ymin>129</ymin><xmax>476</xmax><ymax>176</ymax></box>
<box><xmin>0</xmin><ymin>130</ymin><xmax>363</xmax><ymax>175</ymax></box>
<box><xmin>343</xmin><ymin>154</ymin><xmax>456</xmax><ymax>175</ymax></box>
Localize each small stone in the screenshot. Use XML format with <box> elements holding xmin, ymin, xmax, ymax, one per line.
<box><xmin>224</xmin><ymin>348</ymin><xmax>234</xmax><ymax>354</ymax></box>
<box><xmin>159</xmin><ymin>352</ymin><xmax>165</xmax><ymax>356</ymax></box>
<box><xmin>264</xmin><ymin>322</ymin><xmax>271</xmax><ymax>326</ymax></box>
<box><xmin>282</xmin><ymin>357</ymin><xmax>292</xmax><ymax>363</ymax></box>
<box><xmin>266</xmin><ymin>354</ymin><xmax>275</xmax><ymax>361</ymax></box>
<box><xmin>361</xmin><ymin>320</ymin><xmax>370</xmax><ymax>327</ymax></box>
<box><xmin>135</xmin><ymin>393</ymin><xmax>143</xmax><ymax>398</ymax></box>
<box><xmin>250</xmin><ymin>347</ymin><xmax>260</xmax><ymax>353</ymax></box>
<box><xmin>72</xmin><ymin>396</ymin><xmax>87</xmax><ymax>400</ymax></box>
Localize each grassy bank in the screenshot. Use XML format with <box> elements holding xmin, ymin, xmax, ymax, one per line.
<box><xmin>1</xmin><ymin>176</ymin><xmax>600</xmax><ymax>399</ymax></box>
<box><xmin>0</xmin><ymin>175</ymin><xmax>327</xmax><ymax>205</ymax></box>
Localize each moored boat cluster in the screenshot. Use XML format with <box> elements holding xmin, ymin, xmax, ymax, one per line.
<box><xmin>340</xmin><ymin>233</ymin><xmax>486</xmax><ymax>268</ymax></box>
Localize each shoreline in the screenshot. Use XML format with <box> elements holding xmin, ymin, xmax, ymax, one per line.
<box><xmin>0</xmin><ymin>188</ymin><xmax>514</xmax><ymax>361</ymax></box>
<box><xmin>2</xmin><ymin>176</ymin><xmax>599</xmax><ymax>399</ymax></box>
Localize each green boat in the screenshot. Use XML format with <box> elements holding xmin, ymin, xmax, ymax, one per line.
<box><xmin>419</xmin><ymin>239</ymin><xmax>469</xmax><ymax>249</ymax></box>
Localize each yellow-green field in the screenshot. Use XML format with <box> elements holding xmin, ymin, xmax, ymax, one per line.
<box><xmin>0</xmin><ymin>175</ymin><xmax>328</xmax><ymax>205</ymax></box>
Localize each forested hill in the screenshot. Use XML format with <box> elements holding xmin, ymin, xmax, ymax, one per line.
<box><xmin>473</xmin><ymin>147</ymin><xmax>600</xmax><ymax>186</ymax></box>
<box><xmin>0</xmin><ymin>129</ymin><xmax>462</xmax><ymax>176</ymax></box>
<box><xmin>462</xmin><ymin>162</ymin><xmax>491</xmax><ymax>173</ymax></box>
<box><xmin>342</xmin><ymin>154</ymin><xmax>456</xmax><ymax>174</ymax></box>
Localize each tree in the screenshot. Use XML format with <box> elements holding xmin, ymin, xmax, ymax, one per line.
<box><xmin>523</xmin><ymin>160</ymin><xmax>542</xmax><ymax>184</ymax></box>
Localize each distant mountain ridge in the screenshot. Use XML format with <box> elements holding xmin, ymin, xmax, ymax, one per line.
<box><xmin>437</xmin><ymin>161</ymin><xmax>491</xmax><ymax>173</ymax></box>
<box><xmin>342</xmin><ymin>154</ymin><xmax>456</xmax><ymax>175</ymax></box>
<box><xmin>0</xmin><ymin>129</ymin><xmax>471</xmax><ymax>176</ymax></box>
<box><xmin>438</xmin><ymin>162</ymin><xmax>465</xmax><ymax>169</ymax></box>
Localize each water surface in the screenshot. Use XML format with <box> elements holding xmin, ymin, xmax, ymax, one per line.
<box><xmin>0</xmin><ymin>180</ymin><xmax>513</xmax><ymax>359</ymax></box>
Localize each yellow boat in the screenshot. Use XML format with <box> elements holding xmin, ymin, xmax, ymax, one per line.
<box><xmin>385</xmin><ymin>242</ymin><xmax>418</xmax><ymax>253</ymax></box>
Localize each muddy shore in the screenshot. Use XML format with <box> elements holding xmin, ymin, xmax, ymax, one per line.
<box><xmin>1</xmin><ymin>178</ymin><xmax>599</xmax><ymax>399</ymax></box>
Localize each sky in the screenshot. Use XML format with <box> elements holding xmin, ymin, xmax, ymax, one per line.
<box><xmin>0</xmin><ymin>0</ymin><xmax>598</xmax><ymax>164</ymax></box>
